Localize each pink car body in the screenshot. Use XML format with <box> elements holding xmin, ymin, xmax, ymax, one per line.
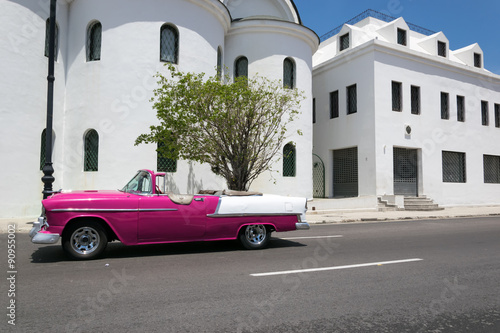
<box><xmin>30</xmin><ymin>170</ymin><xmax>309</xmax><ymax>259</ymax></box>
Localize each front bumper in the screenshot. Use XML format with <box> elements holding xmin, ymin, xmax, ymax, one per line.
<box><xmin>295</xmin><ymin>222</ymin><xmax>310</xmax><ymax>230</ymax></box>
<box><xmin>29</xmin><ymin>216</ymin><xmax>60</xmax><ymax>244</ymax></box>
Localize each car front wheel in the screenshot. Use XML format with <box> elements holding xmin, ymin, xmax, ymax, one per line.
<box><xmin>62</xmin><ymin>221</ymin><xmax>107</xmax><ymax>260</ymax></box>
<box><xmin>239</xmin><ymin>224</ymin><xmax>271</xmax><ymax>250</ymax></box>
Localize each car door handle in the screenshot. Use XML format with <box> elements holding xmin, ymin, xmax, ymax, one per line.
<box><xmin>194</xmin><ymin>198</ymin><xmax>204</xmax><ymax>202</ymax></box>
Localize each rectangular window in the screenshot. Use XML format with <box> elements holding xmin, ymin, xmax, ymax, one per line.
<box><xmin>481</xmin><ymin>101</ymin><xmax>489</xmax><ymax>126</ymax></box>
<box><xmin>442</xmin><ymin>151</ymin><xmax>466</xmax><ymax>183</ymax></box>
<box><xmin>437</xmin><ymin>41</ymin><xmax>447</xmax><ymax>57</ymax></box>
<box><xmin>330</xmin><ymin>91</ymin><xmax>339</xmax><ymax>119</ymax></box>
<box><xmin>392</xmin><ymin>81</ymin><xmax>402</xmax><ymax>112</ymax></box>
<box><xmin>484</xmin><ymin>155</ymin><xmax>500</xmax><ymax>184</ymax></box>
<box><xmin>441</xmin><ymin>92</ymin><xmax>449</xmax><ymax>119</ymax></box>
<box><xmin>339</xmin><ymin>33</ymin><xmax>350</xmax><ymax>51</ymax></box>
<box><xmin>346</xmin><ymin>84</ymin><xmax>357</xmax><ymax>115</ymax></box>
<box><xmin>397</xmin><ymin>28</ymin><xmax>407</xmax><ymax>46</ymax></box>
<box><xmin>495</xmin><ymin>104</ymin><xmax>500</xmax><ymax>128</ymax></box>
<box><xmin>312</xmin><ymin>98</ymin><xmax>316</xmax><ymax>124</ymax></box>
<box><xmin>411</xmin><ymin>86</ymin><xmax>420</xmax><ymax>115</ymax></box>
<box><xmin>457</xmin><ymin>95</ymin><xmax>465</xmax><ymax>122</ymax></box>
<box><xmin>474</xmin><ymin>53</ymin><xmax>482</xmax><ymax>68</ymax></box>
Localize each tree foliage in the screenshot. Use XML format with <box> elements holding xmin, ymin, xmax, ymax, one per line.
<box><xmin>136</xmin><ymin>65</ymin><xmax>304</xmax><ymax>191</ymax></box>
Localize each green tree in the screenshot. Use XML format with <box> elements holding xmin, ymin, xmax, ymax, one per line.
<box><xmin>136</xmin><ymin>65</ymin><xmax>304</xmax><ymax>191</ymax></box>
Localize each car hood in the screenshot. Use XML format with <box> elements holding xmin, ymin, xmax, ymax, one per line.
<box><xmin>42</xmin><ymin>190</ymin><xmax>138</xmax><ymax>211</ymax></box>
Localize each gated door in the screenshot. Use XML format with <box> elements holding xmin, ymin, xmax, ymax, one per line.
<box><xmin>333</xmin><ymin>147</ymin><xmax>358</xmax><ymax>198</ymax></box>
<box><xmin>313</xmin><ymin>154</ymin><xmax>325</xmax><ymax>198</ymax></box>
<box><xmin>393</xmin><ymin>148</ymin><xmax>418</xmax><ymax>196</ymax></box>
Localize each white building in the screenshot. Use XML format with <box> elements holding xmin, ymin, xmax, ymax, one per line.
<box><xmin>312</xmin><ymin>10</ymin><xmax>500</xmax><ymax>210</ymax></box>
<box><xmin>0</xmin><ymin>0</ymin><xmax>318</xmax><ymax>218</ymax></box>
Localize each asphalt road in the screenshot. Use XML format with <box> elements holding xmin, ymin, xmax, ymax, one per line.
<box><xmin>1</xmin><ymin>217</ymin><xmax>500</xmax><ymax>332</ymax></box>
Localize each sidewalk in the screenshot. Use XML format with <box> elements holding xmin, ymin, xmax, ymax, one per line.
<box><xmin>1</xmin><ymin>205</ymin><xmax>499</xmax><ymax>233</ymax></box>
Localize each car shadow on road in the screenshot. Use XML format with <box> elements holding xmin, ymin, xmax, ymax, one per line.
<box><xmin>30</xmin><ymin>238</ymin><xmax>306</xmax><ymax>263</ymax></box>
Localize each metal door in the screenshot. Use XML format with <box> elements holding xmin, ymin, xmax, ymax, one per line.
<box><xmin>333</xmin><ymin>147</ymin><xmax>358</xmax><ymax>198</ymax></box>
<box><xmin>393</xmin><ymin>148</ymin><xmax>418</xmax><ymax>196</ymax></box>
<box><xmin>313</xmin><ymin>154</ymin><xmax>325</xmax><ymax>198</ymax></box>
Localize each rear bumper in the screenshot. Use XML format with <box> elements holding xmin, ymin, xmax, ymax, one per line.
<box><xmin>29</xmin><ymin>217</ymin><xmax>60</xmax><ymax>244</ymax></box>
<box><xmin>295</xmin><ymin>222</ymin><xmax>310</xmax><ymax>230</ymax></box>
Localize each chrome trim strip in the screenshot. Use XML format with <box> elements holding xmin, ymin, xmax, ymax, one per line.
<box><xmin>51</xmin><ymin>208</ymin><xmax>178</xmax><ymax>213</ymax></box>
<box><xmin>207</xmin><ymin>213</ymin><xmax>299</xmax><ymax>218</ymax></box>
<box><xmin>140</xmin><ymin>209</ymin><xmax>178</xmax><ymax>212</ymax></box>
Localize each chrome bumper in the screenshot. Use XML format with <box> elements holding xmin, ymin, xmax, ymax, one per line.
<box><xmin>29</xmin><ymin>216</ymin><xmax>60</xmax><ymax>244</ymax></box>
<box><xmin>295</xmin><ymin>222</ymin><xmax>310</xmax><ymax>230</ymax></box>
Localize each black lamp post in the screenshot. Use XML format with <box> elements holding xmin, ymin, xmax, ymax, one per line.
<box><xmin>42</xmin><ymin>0</ymin><xmax>57</xmax><ymax>199</ymax></box>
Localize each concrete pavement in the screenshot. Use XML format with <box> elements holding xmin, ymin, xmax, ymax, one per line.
<box><xmin>1</xmin><ymin>204</ymin><xmax>499</xmax><ymax>233</ymax></box>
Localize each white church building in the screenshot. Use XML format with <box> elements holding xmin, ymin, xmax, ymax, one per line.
<box><xmin>1</xmin><ymin>3</ymin><xmax>500</xmax><ymax>219</ymax></box>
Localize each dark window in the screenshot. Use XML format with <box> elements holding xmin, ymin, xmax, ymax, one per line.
<box><xmin>392</xmin><ymin>81</ymin><xmax>402</xmax><ymax>111</ymax></box>
<box><xmin>86</xmin><ymin>21</ymin><xmax>102</xmax><ymax>61</ymax></box>
<box><xmin>84</xmin><ymin>130</ymin><xmax>99</xmax><ymax>172</ymax></box>
<box><xmin>217</xmin><ymin>46</ymin><xmax>223</xmax><ymax>80</ymax></box>
<box><xmin>437</xmin><ymin>41</ymin><xmax>447</xmax><ymax>57</ymax></box>
<box><xmin>346</xmin><ymin>84</ymin><xmax>357</xmax><ymax>115</ymax></box>
<box><xmin>397</xmin><ymin>28</ymin><xmax>407</xmax><ymax>46</ymax></box>
<box><xmin>234</xmin><ymin>56</ymin><xmax>248</xmax><ymax>79</ymax></box>
<box><xmin>474</xmin><ymin>53</ymin><xmax>482</xmax><ymax>68</ymax></box>
<box><xmin>44</xmin><ymin>19</ymin><xmax>59</xmax><ymax>61</ymax></box>
<box><xmin>312</xmin><ymin>98</ymin><xmax>316</xmax><ymax>124</ymax></box>
<box><xmin>481</xmin><ymin>101</ymin><xmax>489</xmax><ymax>126</ymax></box>
<box><xmin>283</xmin><ymin>143</ymin><xmax>296</xmax><ymax>177</ymax></box>
<box><xmin>484</xmin><ymin>155</ymin><xmax>500</xmax><ymax>184</ymax></box>
<box><xmin>411</xmin><ymin>85</ymin><xmax>420</xmax><ymax>115</ymax></box>
<box><xmin>160</xmin><ymin>24</ymin><xmax>179</xmax><ymax>63</ymax></box>
<box><xmin>330</xmin><ymin>90</ymin><xmax>339</xmax><ymax>119</ymax></box>
<box><xmin>495</xmin><ymin>104</ymin><xmax>500</xmax><ymax>128</ymax></box>
<box><xmin>441</xmin><ymin>92</ymin><xmax>449</xmax><ymax>120</ymax></box>
<box><xmin>157</xmin><ymin>142</ymin><xmax>177</xmax><ymax>173</ymax></box>
<box><xmin>457</xmin><ymin>96</ymin><xmax>465</xmax><ymax>122</ymax></box>
<box><xmin>333</xmin><ymin>147</ymin><xmax>358</xmax><ymax>198</ymax></box>
<box><xmin>283</xmin><ymin>58</ymin><xmax>295</xmax><ymax>89</ymax></box>
<box><xmin>442</xmin><ymin>151</ymin><xmax>466</xmax><ymax>183</ymax></box>
<box><xmin>339</xmin><ymin>33</ymin><xmax>350</xmax><ymax>51</ymax></box>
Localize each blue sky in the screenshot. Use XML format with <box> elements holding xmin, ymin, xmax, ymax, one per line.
<box><xmin>293</xmin><ymin>0</ymin><xmax>500</xmax><ymax>75</ymax></box>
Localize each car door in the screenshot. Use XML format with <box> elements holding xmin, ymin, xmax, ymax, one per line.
<box><xmin>137</xmin><ymin>195</ymin><xmax>206</xmax><ymax>242</ymax></box>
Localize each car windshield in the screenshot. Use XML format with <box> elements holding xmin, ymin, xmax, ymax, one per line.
<box><xmin>121</xmin><ymin>171</ymin><xmax>152</xmax><ymax>194</ymax></box>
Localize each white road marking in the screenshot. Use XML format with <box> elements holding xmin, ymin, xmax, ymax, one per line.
<box><xmin>279</xmin><ymin>235</ymin><xmax>344</xmax><ymax>240</ymax></box>
<box><xmin>251</xmin><ymin>258</ymin><xmax>424</xmax><ymax>277</ymax></box>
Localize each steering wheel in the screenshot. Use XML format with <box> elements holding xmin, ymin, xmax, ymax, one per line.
<box><xmin>155</xmin><ymin>185</ymin><xmax>163</xmax><ymax>194</ymax></box>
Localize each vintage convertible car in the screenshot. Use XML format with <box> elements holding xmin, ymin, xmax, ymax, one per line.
<box><xmin>30</xmin><ymin>170</ymin><xmax>309</xmax><ymax>259</ymax></box>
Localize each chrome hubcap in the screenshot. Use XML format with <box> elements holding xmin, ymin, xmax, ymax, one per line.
<box><xmin>71</xmin><ymin>227</ymin><xmax>100</xmax><ymax>254</ymax></box>
<box><xmin>245</xmin><ymin>225</ymin><xmax>266</xmax><ymax>245</ymax></box>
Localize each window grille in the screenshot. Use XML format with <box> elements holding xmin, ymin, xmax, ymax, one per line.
<box><xmin>346</xmin><ymin>84</ymin><xmax>357</xmax><ymax>114</ymax></box>
<box><xmin>339</xmin><ymin>33</ymin><xmax>350</xmax><ymax>51</ymax></box>
<box><xmin>217</xmin><ymin>46</ymin><xmax>223</xmax><ymax>80</ymax></box>
<box><xmin>312</xmin><ymin>98</ymin><xmax>316</xmax><ymax>124</ymax></box>
<box><xmin>44</xmin><ymin>19</ymin><xmax>59</xmax><ymax>61</ymax></box>
<box><xmin>474</xmin><ymin>53</ymin><xmax>481</xmax><ymax>68</ymax></box>
<box><xmin>84</xmin><ymin>130</ymin><xmax>99</xmax><ymax>172</ymax></box>
<box><xmin>392</xmin><ymin>81</ymin><xmax>402</xmax><ymax>111</ymax></box>
<box><xmin>160</xmin><ymin>24</ymin><xmax>179</xmax><ymax>63</ymax></box>
<box><xmin>481</xmin><ymin>101</ymin><xmax>489</xmax><ymax>126</ymax></box>
<box><xmin>437</xmin><ymin>41</ymin><xmax>446</xmax><ymax>57</ymax></box>
<box><xmin>333</xmin><ymin>147</ymin><xmax>358</xmax><ymax>197</ymax></box>
<box><xmin>441</xmin><ymin>92</ymin><xmax>449</xmax><ymax>119</ymax></box>
<box><xmin>283</xmin><ymin>58</ymin><xmax>295</xmax><ymax>89</ymax></box>
<box><xmin>442</xmin><ymin>151</ymin><xmax>466</xmax><ymax>183</ymax></box>
<box><xmin>484</xmin><ymin>155</ymin><xmax>500</xmax><ymax>184</ymax></box>
<box><xmin>397</xmin><ymin>28</ymin><xmax>407</xmax><ymax>46</ymax></box>
<box><xmin>157</xmin><ymin>142</ymin><xmax>177</xmax><ymax>173</ymax></box>
<box><xmin>283</xmin><ymin>143</ymin><xmax>296</xmax><ymax>177</ymax></box>
<box><xmin>40</xmin><ymin>129</ymin><xmax>47</xmax><ymax>170</ymax></box>
<box><xmin>330</xmin><ymin>90</ymin><xmax>339</xmax><ymax>119</ymax></box>
<box><xmin>457</xmin><ymin>96</ymin><xmax>465</xmax><ymax>122</ymax></box>
<box><xmin>235</xmin><ymin>56</ymin><xmax>248</xmax><ymax>79</ymax></box>
<box><xmin>411</xmin><ymin>85</ymin><xmax>420</xmax><ymax>115</ymax></box>
<box><xmin>87</xmin><ymin>21</ymin><xmax>102</xmax><ymax>61</ymax></box>
<box><xmin>495</xmin><ymin>104</ymin><xmax>500</xmax><ymax>128</ymax></box>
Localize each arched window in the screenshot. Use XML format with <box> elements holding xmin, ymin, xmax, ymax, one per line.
<box><xmin>283</xmin><ymin>57</ymin><xmax>295</xmax><ymax>89</ymax></box>
<box><xmin>283</xmin><ymin>143</ymin><xmax>296</xmax><ymax>177</ymax></box>
<box><xmin>44</xmin><ymin>19</ymin><xmax>59</xmax><ymax>61</ymax></box>
<box><xmin>157</xmin><ymin>142</ymin><xmax>177</xmax><ymax>173</ymax></box>
<box><xmin>86</xmin><ymin>21</ymin><xmax>102</xmax><ymax>61</ymax></box>
<box><xmin>160</xmin><ymin>24</ymin><xmax>179</xmax><ymax>63</ymax></box>
<box><xmin>84</xmin><ymin>129</ymin><xmax>99</xmax><ymax>171</ymax></box>
<box><xmin>234</xmin><ymin>56</ymin><xmax>248</xmax><ymax>79</ymax></box>
<box><xmin>217</xmin><ymin>46</ymin><xmax>223</xmax><ymax>80</ymax></box>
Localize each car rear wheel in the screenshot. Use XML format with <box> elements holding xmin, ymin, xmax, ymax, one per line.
<box><xmin>239</xmin><ymin>224</ymin><xmax>271</xmax><ymax>250</ymax></box>
<box><xmin>62</xmin><ymin>221</ymin><xmax>107</xmax><ymax>260</ymax></box>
